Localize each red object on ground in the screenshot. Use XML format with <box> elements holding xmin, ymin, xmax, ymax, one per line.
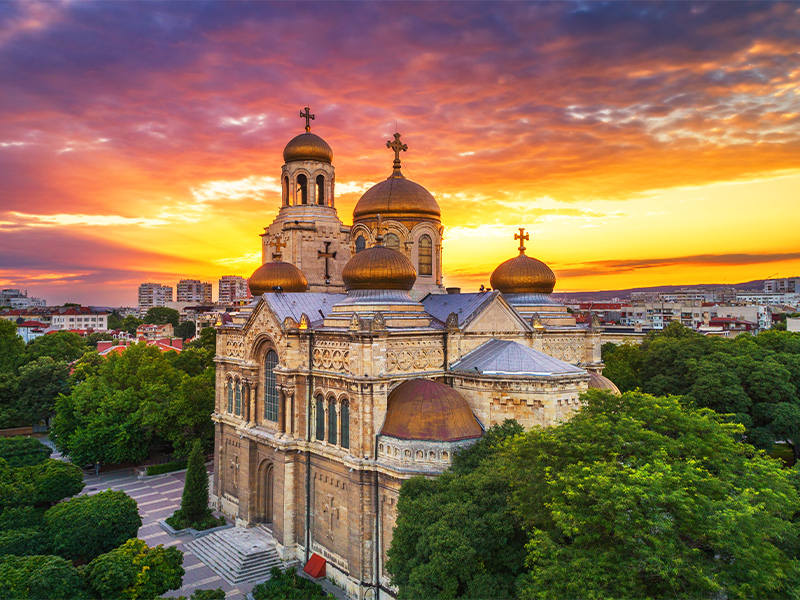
<box><xmin>304</xmin><ymin>553</ymin><xmax>326</xmax><ymax>579</ymax></box>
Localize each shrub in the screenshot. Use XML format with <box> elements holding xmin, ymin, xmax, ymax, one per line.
<box><xmin>0</xmin><ymin>506</ymin><xmax>44</xmax><ymax>531</ymax></box>
<box><xmin>0</xmin><ymin>527</ymin><xmax>50</xmax><ymax>556</ymax></box>
<box><xmin>146</xmin><ymin>458</ymin><xmax>188</xmax><ymax>476</ymax></box>
<box><xmin>166</xmin><ymin>440</ymin><xmax>224</xmax><ymax>531</ymax></box>
<box><xmin>0</xmin><ymin>554</ymin><xmax>89</xmax><ymax>599</ymax></box>
<box><xmin>252</xmin><ymin>567</ymin><xmax>334</xmax><ymax>600</ymax></box>
<box><xmin>30</xmin><ymin>459</ymin><xmax>84</xmax><ymax>505</ymax></box>
<box><xmin>0</xmin><ymin>437</ymin><xmax>51</xmax><ymax>467</ymax></box>
<box><xmin>45</xmin><ymin>489</ymin><xmax>141</xmax><ymax>562</ymax></box>
<box><xmin>85</xmin><ymin>538</ymin><xmax>184</xmax><ymax>600</ymax></box>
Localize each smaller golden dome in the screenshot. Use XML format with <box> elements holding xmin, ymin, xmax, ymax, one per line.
<box><xmin>342</xmin><ymin>244</ymin><xmax>416</xmax><ymax>291</ymax></box>
<box><xmin>249</xmin><ymin>261</ymin><xmax>308</xmax><ymax>295</ymax></box>
<box><xmin>381</xmin><ymin>379</ymin><xmax>482</xmax><ymax>442</ymax></box>
<box><xmin>283</xmin><ymin>133</ymin><xmax>333</xmax><ymax>164</ymax></box>
<box><xmin>588</xmin><ymin>372</ymin><xmax>621</xmax><ymax>395</ymax></box>
<box><xmin>490</xmin><ymin>242</ymin><xmax>556</xmax><ymax>294</ymax></box>
<box><xmin>353</xmin><ymin>172</ymin><xmax>440</xmax><ymax>222</ymax></box>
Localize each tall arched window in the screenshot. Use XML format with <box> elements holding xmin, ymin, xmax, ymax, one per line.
<box><xmin>315</xmin><ymin>395</ymin><xmax>325</xmax><ymax>441</ymax></box>
<box><xmin>385</xmin><ymin>233</ymin><xmax>400</xmax><ymax>251</ymax></box>
<box><xmin>316</xmin><ymin>175</ymin><xmax>325</xmax><ymax>205</ymax></box>
<box><xmin>234</xmin><ymin>380</ymin><xmax>242</xmax><ymax>416</ymax></box>
<box><xmin>296</xmin><ymin>174</ymin><xmax>308</xmax><ymax>204</ymax></box>
<box><xmin>418</xmin><ymin>234</ymin><xmax>432</xmax><ymax>276</ymax></box>
<box><xmin>355</xmin><ymin>235</ymin><xmax>366</xmax><ymax>253</ymax></box>
<box><xmin>227</xmin><ymin>378</ymin><xmax>234</xmax><ymax>413</ymax></box>
<box><xmin>340</xmin><ymin>400</ymin><xmax>349</xmax><ymax>449</ymax></box>
<box><xmin>283</xmin><ymin>176</ymin><xmax>289</xmax><ymax>206</ymax></box>
<box><xmin>264</xmin><ymin>350</ymin><xmax>279</xmax><ymax>422</ymax></box>
<box><xmin>328</xmin><ymin>399</ymin><xmax>337</xmax><ymax>445</ymax></box>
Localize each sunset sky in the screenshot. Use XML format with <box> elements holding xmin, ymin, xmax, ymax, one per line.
<box><xmin>1</xmin><ymin>1</ymin><xmax>799</xmax><ymax>306</ymax></box>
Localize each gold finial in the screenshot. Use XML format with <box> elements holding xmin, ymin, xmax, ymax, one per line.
<box><xmin>300</xmin><ymin>106</ymin><xmax>315</xmax><ymax>133</ymax></box>
<box><xmin>374</xmin><ymin>214</ymin><xmax>385</xmax><ymax>245</ymax></box>
<box><xmin>386</xmin><ymin>132</ymin><xmax>407</xmax><ymax>172</ymax></box>
<box><xmin>514</xmin><ymin>227</ymin><xmax>529</xmax><ymax>254</ymax></box>
<box><xmin>270</xmin><ymin>235</ymin><xmax>287</xmax><ymax>259</ymax></box>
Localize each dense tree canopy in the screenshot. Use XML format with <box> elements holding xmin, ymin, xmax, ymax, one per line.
<box><xmin>602</xmin><ymin>325</ymin><xmax>800</xmax><ymax>458</ymax></box>
<box><xmin>0</xmin><ymin>319</ymin><xmax>25</xmax><ymax>374</ymax></box>
<box><xmin>122</xmin><ymin>315</ymin><xmax>144</xmax><ymax>336</ymax></box>
<box><xmin>144</xmin><ymin>307</ymin><xmax>180</xmax><ymax>328</ymax></box>
<box><xmin>16</xmin><ymin>356</ymin><xmax>70</xmax><ymax>425</ymax></box>
<box><xmin>175</xmin><ymin>320</ymin><xmax>196</xmax><ymax>340</ymax></box>
<box><xmin>24</xmin><ymin>331</ymin><xmax>87</xmax><ymax>363</ymax></box>
<box><xmin>0</xmin><ymin>554</ymin><xmax>90</xmax><ymax>600</ymax></box>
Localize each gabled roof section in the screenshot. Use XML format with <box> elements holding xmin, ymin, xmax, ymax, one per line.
<box><xmin>451</xmin><ymin>338</ymin><xmax>586</xmax><ymax>376</ymax></box>
<box><xmin>421</xmin><ymin>292</ymin><xmax>498</xmax><ymax>327</ymax></box>
<box><xmin>258</xmin><ymin>292</ymin><xmax>346</xmax><ymax>327</ymax></box>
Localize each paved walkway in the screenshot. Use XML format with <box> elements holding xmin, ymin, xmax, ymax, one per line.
<box><xmin>81</xmin><ymin>468</ymin><xmax>254</xmax><ymax>599</ymax></box>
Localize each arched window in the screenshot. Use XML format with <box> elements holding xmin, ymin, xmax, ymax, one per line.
<box><xmin>316</xmin><ymin>175</ymin><xmax>325</xmax><ymax>205</ymax></box>
<box><xmin>355</xmin><ymin>235</ymin><xmax>366</xmax><ymax>254</ymax></box>
<box><xmin>283</xmin><ymin>176</ymin><xmax>289</xmax><ymax>206</ymax></box>
<box><xmin>235</xmin><ymin>380</ymin><xmax>242</xmax><ymax>416</ymax></box>
<box><xmin>264</xmin><ymin>350</ymin><xmax>279</xmax><ymax>421</ymax></box>
<box><xmin>296</xmin><ymin>174</ymin><xmax>308</xmax><ymax>205</ymax></box>
<box><xmin>418</xmin><ymin>234</ymin><xmax>432</xmax><ymax>276</ymax></box>
<box><xmin>340</xmin><ymin>400</ymin><xmax>349</xmax><ymax>449</ymax></box>
<box><xmin>315</xmin><ymin>395</ymin><xmax>325</xmax><ymax>441</ymax></box>
<box><xmin>385</xmin><ymin>233</ymin><xmax>400</xmax><ymax>251</ymax></box>
<box><xmin>328</xmin><ymin>399</ymin><xmax>337</xmax><ymax>445</ymax></box>
<box><xmin>227</xmin><ymin>378</ymin><xmax>234</xmax><ymax>413</ymax></box>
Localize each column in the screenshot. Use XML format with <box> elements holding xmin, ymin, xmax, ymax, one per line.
<box><xmin>285</xmin><ymin>388</ymin><xmax>295</xmax><ymax>436</ymax></box>
<box><xmin>278</xmin><ymin>387</ymin><xmax>286</xmax><ymax>434</ymax></box>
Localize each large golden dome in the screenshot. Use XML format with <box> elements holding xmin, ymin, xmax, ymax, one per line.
<box><xmin>249</xmin><ymin>261</ymin><xmax>308</xmax><ymax>295</ymax></box>
<box><xmin>381</xmin><ymin>379</ymin><xmax>482</xmax><ymax>442</ymax></box>
<box><xmin>342</xmin><ymin>243</ymin><xmax>416</xmax><ymax>291</ymax></box>
<box><xmin>490</xmin><ymin>251</ymin><xmax>556</xmax><ymax>294</ymax></box>
<box><xmin>283</xmin><ymin>132</ymin><xmax>333</xmax><ymax>164</ymax></box>
<box><xmin>353</xmin><ymin>171</ymin><xmax>440</xmax><ymax>222</ymax></box>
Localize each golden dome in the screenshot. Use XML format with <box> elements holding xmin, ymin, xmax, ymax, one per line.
<box><xmin>381</xmin><ymin>379</ymin><xmax>482</xmax><ymax>442</ymax></box>
<box><xmin>588</xmin><ymin>372</ymin><xmax>621</xmax><ymax>395</ymax></box>
<box><xmin>249</xmin><ymin>261</ymin><xmax>308</xmax><ymax>295</ymax></box>
<box><xmin>342</xmin><ymin>243</ymin><xmax>416</xmax><ymax>291</ymax></box>
<box><xmin>283</xmin><ymin>132</ymin><xmax>333</xmax><ymax>164</ymax></box>
<box><xmin>490</xmin><ymin>251</ymin><xmax>556</xmax><ymax>294</ymax></box>
<box><xmin>353</xmin><ymin>172</ymin><xmax>440</xmax><ymax>222</ymax></box>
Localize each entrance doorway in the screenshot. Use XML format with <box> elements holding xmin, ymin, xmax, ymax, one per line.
<box><xmin>256</xmin><ymin>460</ymin><xmax>274</xmax><ymax>524</ymax></box>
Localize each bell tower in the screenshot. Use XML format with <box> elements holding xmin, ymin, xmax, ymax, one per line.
<box><xmin>261</xmin><ymin>108</ymin><xmax>351</xmax><ymax>292</ymax></box>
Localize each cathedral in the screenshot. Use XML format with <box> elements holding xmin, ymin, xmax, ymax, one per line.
<box><xmin>211</xmin><ymin>109</ymin><xmax>616</xmax><ymax>598</ymax></box>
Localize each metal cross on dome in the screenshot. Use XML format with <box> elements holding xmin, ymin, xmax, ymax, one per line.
<box><xmin>270</xmin><ymin>235</ymin><xmax>287</xmax><ymax>259</ymax></box>
<box><xmin>515</xmin><ymin>227</ymin><xmax>529</xmax><ymax>254</ymax></box>
<box><xmin>387</xmin><ymin>132</ymin><xmax>407</xmax><ymax>171</ymax></box>
<box><xmin>300</xmin><ymin>107</ymin><xmax>315</xmax><ymax>133</ymax></box>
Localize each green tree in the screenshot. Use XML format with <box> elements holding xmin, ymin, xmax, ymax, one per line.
<box><xmin>16</xmin><ymin>356</ymin><xmax>70</xmax><ymax>425</ymax></box>
<box><xmin>187</xmin><ymin>326</ymin><xmax>216</xmax><ymax>353</ymax></box>
<box><xmin>45</xmin><ymin>490</ymin><xmax>141</xmax><ymax>563</ymax></box>
<box><xmin>0</xmin><ymin>372</ymin><xmax>21</xmax><ymax>428</ymax></box>
<box><xmin>144</xmin><ymin>307</ymin><xmax>180</xmax><ymax>328</ymax></box>
<box><xmin>169</xmin><ymin>346</ymin><xmax>213</xmax><ymax>377</ymax></box>
<box><xmin>85</xmin><ymin>538</ymin><xmax>184</xmax><ymax>600</ymax></box>
<box><xmin>25</xmin><ymin>331</ymin><xmax>87</xmax><ymax>363</ymax></box>
<box><xmin>107</xmin><ymin>310</ymin><xmax>124</xmax><ymax>331</ymax></box>
<box><xmin>0</xmin><ymin>319</ymin><xmax>25</xmax><ymax>373</ymax></box>
<box><xmin>163</xmin><ymin>368</ymin><xmax>215</xmax><ymax>457</ymax></box>
<box><xmin>386</xmin><ymin>421</ymin><xmax>527</xmax><ymax>599</ymax></box>
<box><xmin>0</xmin><ymin>436</ymin><xmax>51</xmax><ymax>467</ymax></box>
<box><xmin>0</xmin><ymin>527</ymin><xmax>50</xmax><ymax>557</ymax></box>
<box><xmin>507</xmin><ymin>390</ymin><xmax>800</xmax><ymax>600</ymax></box>
<box><xmin>0</xmin><ymin>554</ymin><xmax>89</xmax><ymax>599</ymax></box>
<box><xmin>85</xmin><ymin>331</ymin><xmax>114</xmax><ymax>348</ymax></box>
<box><xmin>167</xmin><ymin>439</ymin><xmax>220</xmax><ymax>530</ymax></box>
<box><xmin>175</xmin><ymin>320</ymin><xmax>196</xmax><ymax>340</ymax></box>
<box><xmin>29</xmin><ymin>459</ymin><xmax>84</xmax><ymax>506</ymax></box>
<box><xmin>68</xmin><ymin>350</ymin><xmax>104</xmax><ymax>386</ymax></box>
<box><xmin>600</xmin><ymin>341</ymin><xmax>642</xmax><ymax>392</ymax></box>
<box><xmin>122</xmin><ymin>315</ymin><xmax>144</xmax><ymax>336</ymax></box>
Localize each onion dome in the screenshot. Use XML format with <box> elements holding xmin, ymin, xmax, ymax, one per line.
<box><xmin>342</xmin><ymin>241</ymin><xmax>416</xmax><ymax>291</ymax></box>
<box><xmin>381</xmin><ymin>379</ymin><xmax>482</xmax><ymax>442</ymax></box>
<box><xmin>283</xmin><ymin>133</ymin><xmax>333</xmax><ymax>164</ymax></box>
<box><xmin>588</xmin><ymin>372</ymin><xmax>621</xmax><ymax>395</ymax></box>
<box><xmin>249</xmin><ymin>261</ymin><xmax>308</xmax><ymax>295</ymax></box>
<box><xmin>490</xmin><ymin>228</ymin><xmax>556</xmax><ymax>294</ymax></box>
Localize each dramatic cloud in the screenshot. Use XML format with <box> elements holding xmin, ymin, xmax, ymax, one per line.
<box><xmin>1</xmin><ymin>1</ymin><xmax>799</xmax><ymax>303</ymax></box>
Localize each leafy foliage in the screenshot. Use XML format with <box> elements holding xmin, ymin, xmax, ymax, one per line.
<box><xmin>167</xmin><ymin>439</ymin><xmax>223</xmax><ymax>531</ymax></box>
<box><xmin>507</xmin><ymin>390</ymin><xmax>800</xmax><ymax>600</ymax></box>
<box><xmin>24</xmin><ymin>331</ymin><xmax>87</xmax><ymax>363</ymax></box>
<box><xmin>144</xmin><ymin>307</ymin><xmax>180</xmax><ymax>328</ymax></box>
<box><xmin>0</xmin><ymin>554</ymin><xmax>90</xmax><ymax>599</ymax></box>
<box><xmin>16</xmin><ymin>356</ymin><xmax>70</xmax><ymax>424</ymax></box>
<box><xmin>252</xmin><ymin>567</ymin><xmax>334</xmax><ymax>599</ymax></box>
<box><xmin>175</xmin><ymin>320</ymin><xmax>196</xmax><ymax>340</ymax></box>
<box><xmin>0</xmin><ymin>319</ymin><xmax>25</xmax><ymax>374</ymax></box>
<box><xmin>0</xmin><ymin>458</ymin><xmax>83</xmax><ymax>509</ymax></box>
<box><xmin>45</xmin><ymin>489</ymin><xmax>141</xmax><ymax>562</ymax></box>
<box><xmin>0</xmin><ymin>436</ymin><xmax>51</xmax><ymax>467</ymax></box>
<box><xmin>186</xmin><ymin>326</ymin><xmax>216</xmax><ymax>353</ymax></box>
<box><xmin>122</xmin><ymin>314</ymin><xmax>144</xmax><ymax>336</ymax></box>
<box><xmin>85</xmin><ymin>538</ymin><xmax>184</xmax><ymax>600</ymax></box>
<box><xmin>146</xmin><ymin>458</ymin><xmax>187</xmax><ymax>476</ymax></box>
<box><xmin>386</xmin><ymin>421</ymin><xmax>527</xmax><ymax>599</ymax></box>
<box><xmin>0</xmin><ymin>527</ymin><xmax>51</xmax><ymax>556</ymax></box>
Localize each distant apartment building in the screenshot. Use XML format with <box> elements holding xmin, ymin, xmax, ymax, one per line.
<box><xmin>0</xmin><ymin>289</ymin><xmax>46</xmax><ymax>309</ymax></box>
<box><xmin>218</xmin><ymin>276</ymin><xmax>250</xmax><ymax>304</ymax></box>
<box><xmin>176</xmin><ymin>279</ymin><xmax>212</xmax><ymax>304</ymax></box>
<box><xmin>138</xmin><ymin>283</ymin><xmax>173</xmax><ymax>312</ymax></box>
<box><xmin>50</xmin><ymin>306</ymin><xmax>109</xmax><ymax>331</ymax></box>
<box><xmin>736</xmin><ymin>292</ymin><xmax>800</xmax><ymax>307</ymax></box>
<box><xmin>764</xmin><ymin>277</ymin><xmax>800</xmax><ymax>294</ymax></box>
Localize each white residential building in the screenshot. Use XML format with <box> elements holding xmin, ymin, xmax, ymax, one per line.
<box><xmin>218</xmin><ymin>276</ymin><xmax>249</xmax><ymax>304</ymax></box>
<box><xmin>176</xmin><ymin>279</ymin><xmax>212</xmax><ymax>303</ymax></box>
<box><xmin>138</xmin><ymin>283</ymin><xmax>173</xmax><ymax>312</ymax></box>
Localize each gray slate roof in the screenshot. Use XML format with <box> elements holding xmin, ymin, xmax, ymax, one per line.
<box><xmin>451</xmin><ymin>338</ymin><xmax>586</xmax><ymax>376</ymax></box>
<box><xmin>260</xmin><ymin>292</ymin><xmax>346</xmax><ymax>325</ymax></box>
<box><xmin>421</xmin><ymin>292</ymin><xmax>497</xmax><ymax>326</ymax></box>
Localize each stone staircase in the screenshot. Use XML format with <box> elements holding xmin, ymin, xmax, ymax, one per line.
<box><xmin>185</xmin><ymin>527</ymin><xmax>284</xmax><ymax>585</ymax></box>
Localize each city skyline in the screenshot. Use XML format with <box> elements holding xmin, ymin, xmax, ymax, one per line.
<box><xmin>2</xmin><ymin>1</ymin><xmax>799</xmax><ymax>306</ymax></box>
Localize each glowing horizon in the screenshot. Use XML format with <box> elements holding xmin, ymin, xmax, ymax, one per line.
<box><xmin>1</xmin><ymin>1</ymin><xmax>799</xmax><ymax>306</ymax></box>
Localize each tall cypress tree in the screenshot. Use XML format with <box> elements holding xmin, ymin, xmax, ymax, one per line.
<box><xmin>180</xmin><ymin>439</ymin><xmax>209</xmax><ymax>524</ymax></box>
